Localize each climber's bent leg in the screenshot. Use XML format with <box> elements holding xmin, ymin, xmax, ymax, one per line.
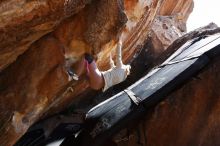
<box><xmin>85</xmin><ymin>54</ymin><xmax>105</xmax><ymax>90</ymax></box>
<box><xmin>84</xmin><ymin>39</ymin><xmax>131</xmax><ymax>92</ymax></box>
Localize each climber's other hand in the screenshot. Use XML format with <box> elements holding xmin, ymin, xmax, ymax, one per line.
<box><xmin>125</xmin><ymin>64</ymin><xmax>131</xmax><ymax>76</ymax></box>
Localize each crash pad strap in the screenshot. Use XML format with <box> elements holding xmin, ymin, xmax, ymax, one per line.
<box><xmin>124</xmin><ymin>89</ymin><xmax>142</xmax><ymax>105</ymax></box>
<box><xmin>159</xmin><ymin>35</ymin><xmax>220</xmax><ymax>68</ymax></box>
<box><xmin>159</xmin><ymin>55</ymin><xmax>199</xmax><ymax>67</ymax></box>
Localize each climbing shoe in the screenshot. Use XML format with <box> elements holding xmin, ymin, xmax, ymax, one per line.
<box><xmin>67</xmin><ymin>68</ymin><xmax>79</xmax><ymax>81</ymax></box>
<box><xmin>84</xmin><ymin>53</ymin><xmax>94</xmax><ymax>64</ymax></box>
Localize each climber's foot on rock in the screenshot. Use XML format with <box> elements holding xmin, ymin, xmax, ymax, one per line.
<box><xmin>67</xmin><ymin>68</ymin><xmax>79</xmax><ymax>81</ymax></box>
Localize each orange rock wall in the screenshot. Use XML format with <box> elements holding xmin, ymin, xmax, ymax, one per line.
<box><xmin>0</xmin><ymin>0</ymin><xmax>92</xmax><ymax>71</ymax></box>
<box><xmin>0</xmin><ymin>0</ymin><xmax>163</xmax><ymax>145</ymax></box>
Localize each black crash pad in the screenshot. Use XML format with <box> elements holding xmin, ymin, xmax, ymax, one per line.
<box><xmin>60</xmin><ymin>33</ymin><xmax>220</xmax><ymax>146</ymax></box>
<box><xmin>14</xmin><ymin>117</ymin><xmax>82</xmax><ymax>146</ymax></box>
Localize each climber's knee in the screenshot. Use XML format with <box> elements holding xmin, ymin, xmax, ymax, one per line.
<box><xmin>89</xmin><ymin>73</ymin><xmax>104</xmax><ymax>90</ymax></box>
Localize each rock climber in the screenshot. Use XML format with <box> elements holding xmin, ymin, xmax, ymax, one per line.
<box><xmin>86</xmin><ymin>39</ymin><xmax>131</xmax><ymax>91</ymax></box>
<box><xmin>69</xmin><ymin>39</ymin><xmax>131</xmax><ymax>92</ymax></box>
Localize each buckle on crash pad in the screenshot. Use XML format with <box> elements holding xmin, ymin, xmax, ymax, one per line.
<box><xmin>124</xmin><ymin>89</ymin><xmax>142</xmax><ymax>106</ymax></box>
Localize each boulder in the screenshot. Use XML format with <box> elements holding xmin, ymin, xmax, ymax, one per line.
<box><xmin>0</xmin><ymin>0</ymin><xmax>194</xmax><ymax>145</ymax></box>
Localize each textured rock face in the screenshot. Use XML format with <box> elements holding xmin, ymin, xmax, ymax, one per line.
<box><xmin>149</xmin><ymin>16</ymin><xmax>183</xmax><ymax>54</ymax></box>
<box><xmin>148</xmin><ymin>0</ymin><xmax>194</xmax><ymax>56</ymax></box>
<box><xmin>0</xmin><ymin>36</ymin><xmax>68</xmax><ymax>146</ymax></box>
<box><xmin>0</xmin><ymin>0</ymin><xmax>167</xmax><ymax>145</ymax></box>
<box><xmin>0</xmin><ymin>0</ymin><xmax>92</xmax><ymax>72</ymax></box>
<box><xmin>159</xmin><ymin>0</ymin><xmax>194</xmax><ymax>23</ymax></box>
